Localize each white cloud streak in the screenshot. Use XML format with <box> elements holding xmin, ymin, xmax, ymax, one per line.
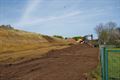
<box><xmin>19</xmin><ymin>0</ymin><xmax>42</xmax><ymax>24</ymax></box>
<box><xmin>16</xmin><ymin>0</ymin><xmax>82</xmax><ymax>27</ymax></box>
<box><xmin>18</xmin><ymin>10</ymin><xmax>81</xmax><ymax>26</ymax></box>
<box><xmin>16</xmin><ymin>0</ymin><xmax>108</xmax><ymax>27</ymax></box>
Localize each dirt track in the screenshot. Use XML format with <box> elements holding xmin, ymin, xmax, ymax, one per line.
<box><xmin>0</xmin><ymin>44</ymin><xmax>99</xmax><ymax>80</ymax></box>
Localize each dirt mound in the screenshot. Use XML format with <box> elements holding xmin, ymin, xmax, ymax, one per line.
<box><xmin>0</xmin><ymin>44</ymin><xmax>99</xmax><ymax>80</ymax></box>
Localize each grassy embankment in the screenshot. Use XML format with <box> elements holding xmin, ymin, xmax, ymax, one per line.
<box><xmin>0</xmin><ymin>27</ymin><xmax>69</xmax><ymax>63</ymax></box>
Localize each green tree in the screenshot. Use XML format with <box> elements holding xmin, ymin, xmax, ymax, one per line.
<box><xmin>53</xmin><ymin>35</ymin><xmax>64</xmax><ymax>39</ymax></box>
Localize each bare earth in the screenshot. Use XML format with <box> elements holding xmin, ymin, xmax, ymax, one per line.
<box><xmin>0</xmin><ymin>44</ymin><xmax>99</xmax><ymax>80</ymax></box>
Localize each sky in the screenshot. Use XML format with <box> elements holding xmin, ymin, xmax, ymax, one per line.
<box><xmin>0</xmin><ymin>0</ymin><xmax>120</xmax><ymax>38</ymax></box>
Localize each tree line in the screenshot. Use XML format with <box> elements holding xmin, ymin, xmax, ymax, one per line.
<box><xmin>0</xmin><ymin>25</ymin><xmax>14</xmax><ymax>29</ymax></box>
<box><xmin>95</xmin><ymin>22</ymin><xmax>120</xmax><ymax>47</ymax></box>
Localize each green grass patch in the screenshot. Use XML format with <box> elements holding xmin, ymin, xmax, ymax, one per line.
<box><xmin>108</xmin><ymin>52</ymin><xmax>120</xmax><ymax>80</ymax></box>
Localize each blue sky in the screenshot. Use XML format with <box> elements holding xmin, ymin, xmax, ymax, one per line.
<box><xmin>0</xmin><ymin>0</ymin><xmax>120</xmax><ymax>38</ymax></box>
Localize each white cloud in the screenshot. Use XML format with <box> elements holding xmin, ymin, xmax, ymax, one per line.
<box><xmin>17</xmin><ymin>11</ymin><xmax>82</xmax><ymax>26</ymax></box>
<box><xmin>16</xmin><ymin>0</ymin><xmax>107</xmax><ymax>27</ymax></box>
<box><xmin>19</xmin><ymin>0</ymin><xmax>42</xmax><ymax>24</ymax></box>
<box><xmin>16</xmin><ymin>8</ymin><xmax>106</xmax><ymax>27</ymax></box>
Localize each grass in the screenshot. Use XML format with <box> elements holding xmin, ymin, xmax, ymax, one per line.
<box><xmin>0</xmin><ymin>28</ymin><xmax>69</xmax><ymax>63</ymax></box>
<box><xmin>89</xmin><ymin>49</ymin><xmax>120</xmax><ymax>80</ymax></box>
<box><xmin>108</xmin><ymin>52</ymin><xmax>120</xmax><ymax>80</ymax></box>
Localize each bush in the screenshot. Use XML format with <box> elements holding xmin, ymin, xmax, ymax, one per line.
<box><xmin>0</xmin><ymin>25</ymin><xmax>14</xmax><ymax>29</ymax></box>
<box><xmin>53</xmin><ymin>35</ymin><xmax>64</xmax><ymax>39</ymax></box>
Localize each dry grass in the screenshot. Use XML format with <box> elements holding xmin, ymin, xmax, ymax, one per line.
<box><xmin>0</xmin><ymin>28</ymin><xmax>69</xmax><ymax>63</ymax></box>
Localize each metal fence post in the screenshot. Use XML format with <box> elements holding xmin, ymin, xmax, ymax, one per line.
<box><xmin>100</xmin><ymin>45</ymin><xmax>106</xmax><ymax>80</ymax></box>
<box><xmin>105</xmin><ymin>48</ymin><xmax>108</xmax><ymax>80</ymax></box>
<box><xmin>100</xmin><ymin>45</ymin><xmax>120</xmax><ymax>80</ymax></box>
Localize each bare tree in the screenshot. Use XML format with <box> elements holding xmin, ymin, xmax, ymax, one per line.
<box><xmin>95</xmin><ymin>23</ymin><xmax>109</xmax><ymax>44</ymax></box>
<box><xmin>95</xmin><ymin>22</ymin><xmax>119</xmax><ymax>45</ymax></box>
<box><xmin>115</xmin><ymin>28</ymin><xmax>120</xmax><ymax>42</ymax></box>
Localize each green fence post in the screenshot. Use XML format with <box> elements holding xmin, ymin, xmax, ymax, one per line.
<box><xmin>105</xmin><ymin>48</ymin><xmax>108</xmax><ymax>80</ymax></box>
<box><xmin>100</xmin><ymin>46</ymin><xmax>106</xmax><ymax>80</ymax></box>
<box><xmin>100</xmin><ymin>46</ymin><xmax>120</xmax><ymax>80</ymax></box>
<box><xmin>103</xmin><ymin>47</ymin><xmax>106</xmax><ymax>80</ymax></box>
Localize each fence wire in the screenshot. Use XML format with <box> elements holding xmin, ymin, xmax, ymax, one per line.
<box><xmin>108</xmin><ymin>51</ymin><xmax>120</xmax><ymax>80</ymax></box>
<box><xmin>100</xmin><ymin>47</ymin><xmax>120</xmax><ymax>80</ymax></box>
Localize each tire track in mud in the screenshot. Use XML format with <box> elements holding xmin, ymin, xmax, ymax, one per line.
<box><xmin>0</xmin><ymin>44</ymin><xmax>99</xmax><ymax>80</ymax></box>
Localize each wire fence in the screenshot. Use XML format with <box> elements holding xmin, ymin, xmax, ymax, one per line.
<box><xmin>100</xmin><ymin>46</ymin><xmax>120</xmax><ymax>80</ymax></box>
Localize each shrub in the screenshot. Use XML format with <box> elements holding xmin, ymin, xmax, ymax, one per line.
<box><xmin>0</xmin><ymin>25</ymin><xmax>14</xmax><ymax>29</ymax></box>
<box><xmin>53</xmin><ymin>35</ymin><xmax>64</xmax><ymax>39</ymax></box>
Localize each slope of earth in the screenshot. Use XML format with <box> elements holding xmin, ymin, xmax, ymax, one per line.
<box><xmin>0</xmin><ymin>26</ymin><xmax>69</xmax><ymax>63</ymax></box>
<box><xmin>0</xmin><ymin>27</ymin><xmax>68</xmax><ymax>53</ymax></box>
<box><xmin>0</xmin><ymin>44</ymin><xmax>99</xmax><ymax>80</ymax></box>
